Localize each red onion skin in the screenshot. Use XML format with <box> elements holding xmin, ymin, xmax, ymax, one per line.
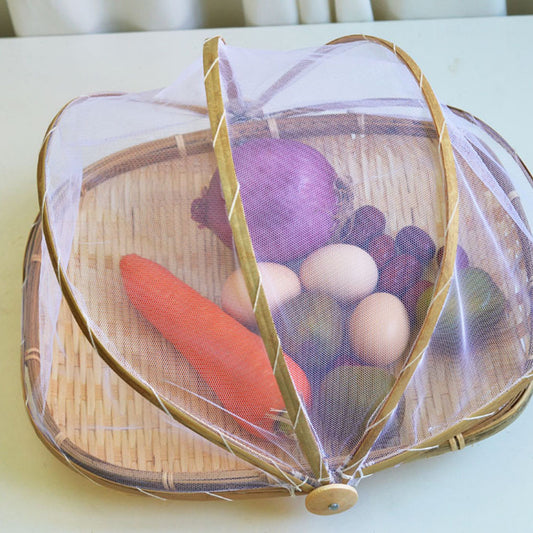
<box><xmin>191</xmin><ymin>138</ymin><xmax>338</xmax><ymax>262</ymax></box>
<box><xmin>191</xmin><ymin>180</ymin><xmax>234</xmax><ymax>248</ymax></box>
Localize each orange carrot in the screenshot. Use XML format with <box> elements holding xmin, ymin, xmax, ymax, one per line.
<box><xmin>119</xmin><ymin>253</ymin><xmax>311</xmax><ymax>438</ymax></box>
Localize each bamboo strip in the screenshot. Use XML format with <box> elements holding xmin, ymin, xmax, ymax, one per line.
<box><xmin>326</xmin><ymin>34</ymin><xmax>459</xmax><ymax>480</ymax></box>
<box><xmin>203</xmin><ymin>35</ymin><xmax>326</xmax><ymax>482</ymax></box>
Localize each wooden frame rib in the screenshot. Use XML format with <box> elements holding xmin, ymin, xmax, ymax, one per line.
<box><xmin>203</xmin><ymin>36</ymin><xmax>326</xmax><ymax>482</ymax></box>
<box><xmin>326</xmin><ymin>35</ymin><xmax>459</xmax><ymax>479</ymax></box>
<box><xmin>36</xmin><ymin>98</ymin><xmax>316</xmax><ymax>493</ymax></box>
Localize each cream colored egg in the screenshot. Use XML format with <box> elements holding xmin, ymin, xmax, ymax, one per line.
<box><xmin>349</xmin><ymin>292</ymin><xmax>410</xmax><ymax>366</ymax></box>
<box><xmin>299</xmin><ymin>244</ymin><xmax>378</xmax><ymax>303</ymax></box>
<box><xmin>221</xmin><ymin>262</ymin><xmax>301</xmax><ymax>327</ymax></box>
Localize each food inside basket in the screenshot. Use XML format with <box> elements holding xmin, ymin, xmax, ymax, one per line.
<box><xmin>190</xmin><ymin>138</ymin><xmax>338</xmax><ymax>263</ymax></box>
<box><xmin>115</xmin><ymin>135</ymin><xmax>508</xmax><ymax>451</ymax></box>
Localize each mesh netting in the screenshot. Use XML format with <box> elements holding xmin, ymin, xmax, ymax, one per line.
<box><xmin>22</xmin><ymin>36</ymin><xmax>533</xmax><ymax>498</ymax></box>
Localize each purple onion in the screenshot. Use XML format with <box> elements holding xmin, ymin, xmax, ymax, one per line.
<box><xmin>191</xmin><ymin>138</ymin><xmax>338</xmax><ymax>262</ymax></box>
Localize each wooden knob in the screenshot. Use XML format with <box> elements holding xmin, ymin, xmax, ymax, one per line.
<box><xmin>305</xmin><ymin>484</ymin><xmax>358</xmax><ymax>515</ymax></box>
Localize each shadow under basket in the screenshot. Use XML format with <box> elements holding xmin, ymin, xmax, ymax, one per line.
<box><xmin>21</xmin><ymin>35</ymin><xmax>533</xmax><ymax>514</ymax></box>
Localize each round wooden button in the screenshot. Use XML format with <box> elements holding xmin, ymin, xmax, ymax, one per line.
<box><xmin>305</xmin><ymin>484</ymin><xmax>358</xmax><ymax>515</ymax></box>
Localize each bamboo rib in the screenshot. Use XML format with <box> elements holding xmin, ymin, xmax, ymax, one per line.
<box><xmin>326</xmin><ymin>35</ymin><xmax>459</xmax><ymax>479</ymax></box>
<box><xmin>203</xmin><ymin>36</ymin><xmax>326</xmax><ymax>482</ymax></box>
<box><xmin>36</xmin><ymin>98</ymin><xmax>316</xmax><ymax>493</ymax></box>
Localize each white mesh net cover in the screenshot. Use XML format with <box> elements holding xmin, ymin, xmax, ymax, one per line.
<box><xmin>22</xmin><ymin>35</ymin><xmax>533</xmax><ymax>510</ymax></box>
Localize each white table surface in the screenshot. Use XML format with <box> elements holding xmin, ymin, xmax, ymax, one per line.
<box><xmin>1</xmin><ymin>15</ymin><xmax>532</xmax><ymax>532</ymax></box>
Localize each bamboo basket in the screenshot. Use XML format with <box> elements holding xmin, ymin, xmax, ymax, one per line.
<box><xmin>22</xmin><ymin>35</ymin><xmax>533</xmax><ymax>514</ymax></box>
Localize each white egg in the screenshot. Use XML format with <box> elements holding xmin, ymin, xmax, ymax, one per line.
<box><xmin>299</xmin><ymin>243</ymin><xmax>378</xmax><ymax>302</ymax></box>
<box><xmin>349</xmin><ymin>292</ymin><xmax>410</xmax><ymax>366</ymax></box>
<box><xmin>221</xmin><ymin>262</ymin><xmax>301</xmax><ymax>327</ymax></box>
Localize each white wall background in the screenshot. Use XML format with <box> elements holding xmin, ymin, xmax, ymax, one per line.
<box><xmin>0</xmin><ymin>0</ymin><xmax>531</xmax><ymax>37</ymax></box>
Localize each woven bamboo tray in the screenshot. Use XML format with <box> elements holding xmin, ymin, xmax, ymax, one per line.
<box><xmin>22</xmin><ymin>104</ymin><xmax>533</xmax><ymax>500</ymax></box>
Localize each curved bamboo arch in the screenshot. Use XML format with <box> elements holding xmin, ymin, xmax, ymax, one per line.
<box><xmin>202</xmin><ymin>34</ymin><xmax>459</xmax><ymax>483</ymax></box>
<box><xmin>203</xmin><ymin>36</ymin><xmax>327</xmax><ymax>481</ymax></box>
<box><xmin>36</xmin><ymin>34</ymin><xmax>460</xmax><ymax>493</ymax></box>
<box><xmin>36</xmin><ymin>100</ymin><xmax>316</xmax><ymax>492</ymax></box>
<box><xmin>326</xmin><ymin>34</ymin><xmax>459</xmax><ymax>479</ymax></box>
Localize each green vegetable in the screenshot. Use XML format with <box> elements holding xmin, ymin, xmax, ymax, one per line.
<box><xmin>317</xmin><ymin>365</ymin><xmax>403</xmax><ymax>453</ymax></box>
<box><xmin>275</xmin><ymin>292</ymin><xmax>343</xmax><ymax>371</ymax></box>
<box><xmin>417</xmin><ymin>267</ymin><xmax>506</xmax><ymax>350</ymax></box>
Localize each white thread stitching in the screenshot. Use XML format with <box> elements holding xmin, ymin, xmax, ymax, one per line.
<box><xmin>438</xmin><ymin>122</ymin><xmax>446</xmax><ymax>148</ymax></box>
<box><xmin>205</xmin><ymin>491</ymin><xmax>233</xmax><ymax>501</ymax></box>
<box><xmin>212</xmin><ymin>109</ymin><xmax>226</xmax><ymax>147</ymax></box>
<box><xmin>252</xmin><ymin>271</ymin><xmax>263</xmax><ymax>312</ymax></box>
<box><xmin>149</xmin><ymin>386</ymin><xmax>173</xmax><ymax>419</ymax></box>
<box><xmin>203</xmin><ymin>56</ymin><xmax>220</xmax><ymax>82</ymax></box>
<box><xmin>86</xmin><ymin>322</ymin><xmax>98</xmax><ymax>353</ymax></box>
<box><xmin>293</xmin><ymin>403</ymin><xmax>302</xmax><ymax>429</ymax></box>
<box><xmin>404</xmin><ymin>444</ymin><xmax>440</xmax><ymax>453</ymax></box>
<box><xmin>341</xmin><ymin>456</ymin><xmax>364</xmax><ymax>474</ymax></box>
<box><xmin>364</xmin><ymin>407</ymin><xmax>395</xmax><ymax>433</ymax></box>
<box><xmin>43</xmin><ymin>126</ymin><xmax>57</xmax><ymax>143</ymax></box>
<box><xmin>399</xmin><ymin>345</ymin><xmax>428</xmax><ymax>374</ymax></box>
<box><xmin>57</xmin><ymin>449</ymin><xmax>102</xmax><ymax>487</ymax></box>
<box><xmin>136</xmin><ymin>488</ymin><xmax>168</xmax><ymax>501</ymax></box>
<box><xmin>295</xmin><ymin>476</ymin><xmax>309</xmax><ymax>490</ymax></box>
<box><xmin>425</xmin><ymin>276</ymin><xmax>452</xmax><ymax>313</ymax></box>
<box><xmin>463</xmin><ymin>411</ymin><xmax>497</xmax><ymax>422</ymax></box>
<box><xmin>217</xmin><ymin>429</ymin><xmax>237</xmax><ymax>457</ymax></box>
<box><xmin>272</xmin><ymin>338</ymin><xmax>282</xmax><ymax>375</ymax></box>
<box><xmin>444</xmin><ymin>199</ymin><xmax>459</xmax><ymax>237</ymax></box>
<box><xmin>272</xmin><ymin>463</ymin><xmax>306</xmax><ymax>492</ymax></box>
<box><xmin>227</xmin><ymin>180</ymin><xmax>240</xmax><ymax>221</ymax></box>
